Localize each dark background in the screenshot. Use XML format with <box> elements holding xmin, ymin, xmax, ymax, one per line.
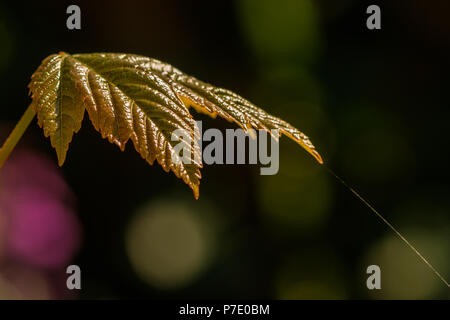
<box><xmin>0</xmin><ymin>0</ymin><xmax>449</xmax><ymax>299</ymax></box>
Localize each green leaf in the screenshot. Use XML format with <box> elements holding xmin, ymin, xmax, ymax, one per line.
<box><xmin>28</xmin><ymin>52</ymin><xmax>322</xmax><ymax>198</ymax></box>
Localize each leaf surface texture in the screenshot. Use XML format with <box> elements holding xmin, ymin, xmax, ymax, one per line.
<box><xmin>29</xmin><ymin>52</ymin><xmax>323</xmax><ymax>198</ymax></box>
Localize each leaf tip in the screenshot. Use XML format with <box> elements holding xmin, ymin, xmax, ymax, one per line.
<box><xmin>192</xmin><ymin>185</ymin><xmax>200</xmax><ymax>200</ymax></box>
<box><xmin>300</xmin><ymin>143</ymin><xmax>323</xmax><ymax>164</ymax></box>
<box><xmin>312</xmin><ymin>150</ymin><xmax>324</xmax><ymax>164</ymax></box>
<box><xmin>56</xmin><ymin>151</ymin><xmax>67</xmax><ymax>167</ymax></box>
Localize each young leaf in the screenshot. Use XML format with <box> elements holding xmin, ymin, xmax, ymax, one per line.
<box><xmin>28</xmin><ymin>52</ymin><xmax>322</xmax><ymax>198</ymax></box>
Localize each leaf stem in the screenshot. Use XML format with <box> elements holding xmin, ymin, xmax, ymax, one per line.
<box><xmin>0</xmin><ymin>105</ymin><xmax>36</xmax><ymax>168</ymax></box>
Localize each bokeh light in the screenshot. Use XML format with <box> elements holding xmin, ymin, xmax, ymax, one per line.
<box><xmin>364</xmin><ymin>228</ymin><xmax>449</xmax><ymax>299</ymax></box>
<box><xmin>0</xmin><ymin>148</ymin><xmax>81</xmax><ymax>299</ymax></box>
<box><xmin>0</xmin><ymin>150</ymin><xmax>81</xmax><ymax>270</ymax></box>
<box><xmin>237</xmin><ymin>0</ymin><xmax>321</xmax><ymax>65</ymax></box>
<box><xmin>126</xmin><ymin>199</ymin><xmax>217</xmax><ymax>290</ymax></box>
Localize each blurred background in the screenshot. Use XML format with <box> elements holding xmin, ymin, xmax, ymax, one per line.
<box><xmin>0</xmin><ymin>0</ymin><xmax>449</xmax><ymax>299</ymax></box>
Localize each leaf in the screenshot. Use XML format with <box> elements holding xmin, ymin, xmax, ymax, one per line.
<box><xmin>28</xmin><ymin>52</ymin><xmax>322</xmax><ymax>198</ymax></box>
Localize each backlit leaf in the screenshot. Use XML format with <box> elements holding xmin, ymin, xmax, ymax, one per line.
<box><xmin>28</xmin><ymin>52</ymin><xmax>322</xmax><ymax>198</ymax></box>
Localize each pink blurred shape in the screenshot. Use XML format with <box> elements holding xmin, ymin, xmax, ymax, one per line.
<box><xmin>0</xmin><ymin>149</ymin><xmax>81</xmax><ymax>270</ymax></box>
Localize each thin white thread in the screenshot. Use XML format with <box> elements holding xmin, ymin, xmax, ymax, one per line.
<box><xmin>324</xmin><ymin>165</ymin><xmax>450</xmax><ymax>289</ymax></box>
